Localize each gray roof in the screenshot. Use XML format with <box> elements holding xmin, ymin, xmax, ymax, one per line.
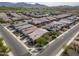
<box><xmin>43</xmin><ymin>21</ymin><xmax>67</xmax><ymax>31</ymax></box>
<box><xmin>13</xmin><ymin>21</ymin><xmax>28</xmax><ymax>27</ymax></box>
<box><xmin>15</xmin><ymin>24</ymin><xmax>33</xmax><ymax>30</ymax></box>
<box><xmin>46</xmin><ymin>16</ymin><xmax>56</xmax><ymax>21</ymax></box>
<box><xmin>28</xmin><ymin>28</ymin><xmax>48</xmax><ymax>40</ymax></box>
<box><xmin>22</xmin><ymin>26</ymin><xmax>37</xmax><ymax>34</ymax></box>
<box><xmin>59</xmin><ymin>19</ymin><xmax>73</xmax><ymax>24</ymax></box>
<box><xmin>18</xmin><ymin>13</ymin><xmax>29</xmax><ymax>19</ymax></box>
<box><xmin>10</xmin><ymin>13</ymin><xmax>29</xmax><ymax>21</ymax></box>
<box><xmin>32</xmin><ymin>18</ymin><xmax>50</xmax><ymax>24</ymax></box>
<box><xmin>54</xmin><ymin>13</ymin><xmax>72</xmax><ymax>19</ymax></box>
<box><xmin>10</xmin><ymin>13</ymin><xmax>21</xmax><ymax>17</ymax></box>
<box><xmin>45</xmin><ymin>21</ymin><xmax>66</xmax><ymax>27</ymax></box>
<box><xmin>11</xmin><ymin>17</ymin><xmax>22</xmax><ymax>21</ymax></box>
<box><xmin>67</xmin><ymin>16</ymin><xmax>77</xmax><ymax>20</ymax></box>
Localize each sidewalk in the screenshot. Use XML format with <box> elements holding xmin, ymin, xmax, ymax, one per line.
<box><xmin>56</xmin><ymin>31</ymin><xmax>79</xmax><ymax>56</ymax></box>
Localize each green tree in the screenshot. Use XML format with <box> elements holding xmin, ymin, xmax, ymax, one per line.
<box><xmin>0</xmin><ymin>37</ymin><xmax>3</xmax><ymax>46</ymax></box>
<box><xmin>0</xmin><ymin>37</ymin><xmax>10</xmax><ymax>56</ymax></box>
<box><xmin>36</xmin><ymin>37</ymin><xmax>48</xmax><ymax>46</ymax></box>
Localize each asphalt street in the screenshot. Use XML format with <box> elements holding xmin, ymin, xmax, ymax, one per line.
<box><xmin>37</xmin><ymin>23</ymin><xmax>79</xmax><ymax>56</ymax></box>
<box><xmin>0</xmin><ymin>25</ymin><xmax>31</xmax><ymax>56</ymax></box>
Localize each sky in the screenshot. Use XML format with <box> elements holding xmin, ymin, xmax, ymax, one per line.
<box><xmin>10</xmin><ymin>2</ymin><xmax>79</xmax><ymax>6</ymax></box>
<box><xmin>30</xmin><ymin>2</ymin><xmax>79</xmax><ymax>6</ymax></box>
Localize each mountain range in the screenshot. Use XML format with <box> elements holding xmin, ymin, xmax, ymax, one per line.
<box><xmin>0</xmin><ymin>2</ymin><xmax>48</xmax><ymax>8</ymax></box>
<box><xmin>0</xmin><ymin>2</ymin><xmax>79</xmax><ymax>9</ymax></box>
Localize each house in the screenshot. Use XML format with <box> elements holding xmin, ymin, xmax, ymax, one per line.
<box><xmin>46</xmin><ymin>16</ymin><xmax>57</xmax><ymax>21</ymax></box>
<box><xmin>18</xmin><ymin>13</ymin><xmax>30</xmax><ymax>19</ymax></box>
<box><xmin>27</xmin><ymin>12</ymin><xmax>49</xmax><ymax>18</ymax></box>
<box><xmin>76</xmin><ymin>17</ymin><xmax>79</xmax><ymax>19</ymax></box>
<box><xmin>59</xmin><ymin>19</ymin><xmax>73</xmax><ymax>25</ymax></box>
<box><xmin>43</xmin><ymin>21</ymin><xmax>67</xmax><ymax>31</ymax></box>
<box><xmin>12</xmin><ymin>21</ymin><xmax>29</xmax><ymax>27</ymax></box>
<box><xmin>28</xmin><ymin>28</ymin><xmax>48</xmax><ymax>41</ymax></box>
<box><xmin>15</xmin><ymin>24</ymin><xmax>33</xmax><ymax>31</ymax></box>
<box><xmin>10</xmin><ymin>13</ymin><xmax>21</xmax><ymax>17</ymax></box>
<box><xmin>11</xmin><ymin>17</ymin><xmax>22</xmax><ymax>21</ymax></box>
<box><xmin>67</xmin><ymin>16</ymin><xmax>77</xmax><ymax>21</ymax></box>
<box><xmin>67</xmin><ymin>16</ymin><xmax>76</xmax><ymax>20</ymax></box>
<box><xmin>54</xmin><ymin>13</ymin><xmax>72</xmax><ymax>19</ymax></box>
<box><xmin>49</xmin><ymin>11</ymin><xmax>62</xmax><ymax>15</ymax></box>
<box><xmin>0</xmin><ymin>12</ymin><xmax>11</xmax><ymax>22</ymax></box>
<box><xmin>19</xmin><ymin>25</ymin><xmax>48</xmax><ymax>41</ymax></box>
<box><xmin>45</xmin><ymin>21</ymin><xmax>66</xmax><ymax>27</ymax></box>
<box><xmin>22</xmin><ymin>26</ymin><xmax>37</xmax><ymax>35</ymax></box>
<box><xmin>31</xmin><ymin>18</ymin><xmax>50</xmax><ymax>25</ymax></box>
<box><xmin>10</xmin><ymin>13</ymin><xmax>24</xmax><ymax>21</ymax></box>
<box><xmin>12</xmin><ymin>21</ymin><xmax>34</xmax><ymax>32</ymax></box>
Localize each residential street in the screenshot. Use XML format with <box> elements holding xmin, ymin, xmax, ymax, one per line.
<box><xmin>37</xmin><ymin>23</ymin><xmax>79</xmax><ymax>56</ymax></box>
<box><xmin>0</xmin><ymin>25</ymin><xmax>31</xmax><ymax>56</ymax></box>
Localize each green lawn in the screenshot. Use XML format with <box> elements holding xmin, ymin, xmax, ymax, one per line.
<box><xmin>35</xmin><ymin>31</ymin><xmax>60</xmax><ymax>46</ymax></box>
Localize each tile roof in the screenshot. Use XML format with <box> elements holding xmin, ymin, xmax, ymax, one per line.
<box><xmin>28</xmin><ymin>28</ymin><xmax>48</xmax><ymax>40</ymax></box>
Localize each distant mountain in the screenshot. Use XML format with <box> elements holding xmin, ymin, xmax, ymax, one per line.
<box><xmin>51</xmin><ymin>5</ymin><xmax>73</xmax><ymax>8</ymax></box>
<box><xmin>0</xmin><ymin>2</ymin><xmax>79</xmax><ymax>9</ymax></box>
<box><xmin>0</xmin><ymin>2</ymin><xmax>15</xmax><ymax>7</ymax></box>
<box><xmin>0</xmin><ymin>2</ymin><xmax>48</xmax><ymax>8</ymax></box>
<box><xmin>51</xmin><ymin>5</ymin><xmax>79</xmax><ymax>10</ymax></box>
